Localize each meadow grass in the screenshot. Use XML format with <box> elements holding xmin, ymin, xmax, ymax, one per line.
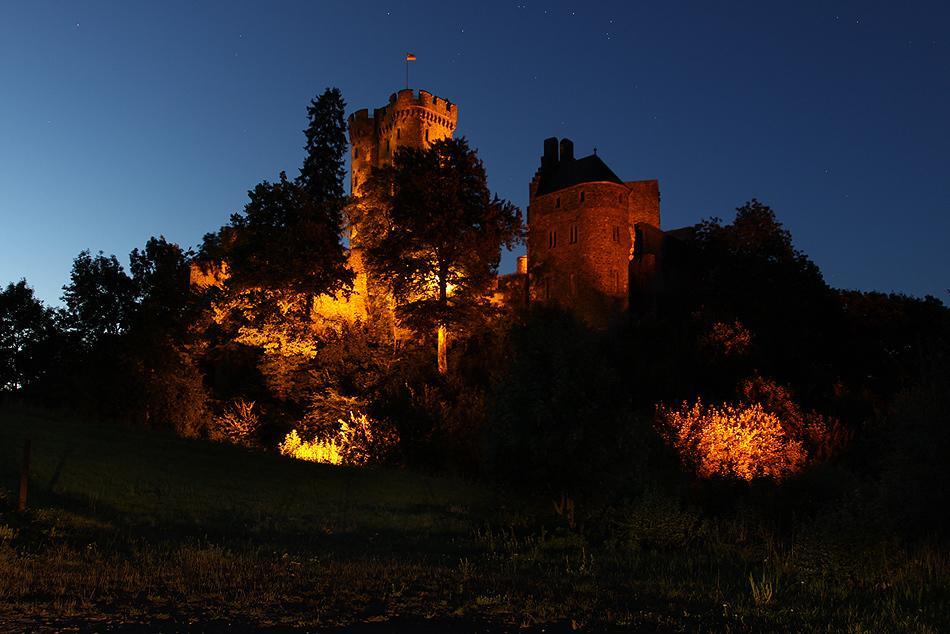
<box><xmin>0</xmin><ymin>405</ymin><xmax>947</xmax><ymax>631</ymax></box>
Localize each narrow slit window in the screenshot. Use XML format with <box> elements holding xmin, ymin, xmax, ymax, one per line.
<box><xmin>612</xmin><ymin>226</ymin><xmax>621</xmax><ymax>243</ymax></box>
<box><xmin>548</xmin><ymin>229</ymin><xmax>558</xmax><ymax>248</ymax></box>
<box><xmin>570</xmin><ymin>224</ymin><xmax>578</xmax><ymax>244</ymax></box>
<box><xmin>580</xmin><ymin>190</ymin><xmax>586</xmax><ymax>203</ymax></box>
<box><xmin>555</xmin><ymin>196</ymin><xmax>561</xmax><ymax>209</ymax></box>
<box><xmin>396</xmin><ymin>128</ymin><xmax>401</xmax><ymax>139</ymax></box>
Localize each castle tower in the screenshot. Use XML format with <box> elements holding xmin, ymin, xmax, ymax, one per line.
<box><xmin>345</xmin><ymin>89</ymin><xmax>458</xmax><ymax>329</ymax></box>
<box><xmin>349</xmin><ymin>89</ymin><xmax>458</xmax><ymax>197</ymax></box>
<box><xmin>526</xmin><ymin>137</ymin><xmax>660</xmax><ymax>327</ymax></box>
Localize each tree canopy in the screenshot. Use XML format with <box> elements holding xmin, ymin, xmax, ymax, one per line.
<box><xmin>360</xmin><ymin>138</ymin><xmax>521</xmax><ymax>342</ymax></box>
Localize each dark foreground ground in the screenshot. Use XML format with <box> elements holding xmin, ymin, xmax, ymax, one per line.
<box><xmin>1</xmin><ymin>406</ymin><xmax>947</xmax><ymax>632</ymax></box>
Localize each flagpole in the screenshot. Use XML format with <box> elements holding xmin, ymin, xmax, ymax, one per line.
<box><xmin>405</xmin><ymin>53</ymin><xmax>416</xmax><ymax>89</ymax></box>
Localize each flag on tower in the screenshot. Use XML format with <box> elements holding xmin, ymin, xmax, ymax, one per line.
<box><xmin>406</xmin><ymin>53</ymin><xmax>417</xmax><ymax>61</ymax></box>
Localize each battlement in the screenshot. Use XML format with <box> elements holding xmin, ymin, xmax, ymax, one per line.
<box><xmin>387</xmin><ymin>89</ymin><xmax>457</xmax><ymax>118</ymax></box>
<box><xmin>348</xmin><ymin>89</ymin><xmax>458</xmax><ymax>141</ymax></box>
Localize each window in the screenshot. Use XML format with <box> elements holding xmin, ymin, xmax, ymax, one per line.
<box><xmin>569</xmin><ymin>223</ymin><xmax>578</xmax><ymax>244</ymax></box>
<box><xmin>386</xmin><ymin>139</ymin><xmax>390</xmax><ymax>152</ymax></box>
<box><xmin>397</xmin><ymin>128</ymin><xmax>401</xmax><ymax>139</ymax></box>
<box><xmin>612</xmin><ymin>226</ymin><xmax>621</xmax><ymax>243</ymax></box>
<box><xmin>353</xmin><ymin>147</ymin><xmax>359</xmax><ymax>159</ymax></box>
<box><xmin>580</xmin><ymin>190</ymin><xmax>586</xmax><ymax>203</ymax></box>
<box><xmin>425</xmin><ymin>128</ymin><xmax>429</xmax><ymax>143</ymax></box>
<box><xmin>548</xmin><ymin>229</ymin><xmax>558</xmax><ymax>248</ymax></box>
<box><xmin>555</xmin><ymin>196</ymin><xmax>561</xmax><ymax>209</ymax></box>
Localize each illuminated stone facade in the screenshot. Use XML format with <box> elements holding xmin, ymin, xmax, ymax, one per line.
<box><xmin>526</xmin><ymin>137</ymin><xmax>660</xmax><ymax>327</ymax></box>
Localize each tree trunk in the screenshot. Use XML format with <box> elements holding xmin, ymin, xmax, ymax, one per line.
<box><xmin>437</xmin><ymin>324</ymin><xmax>448</xmax><ymax>375</ymax></box>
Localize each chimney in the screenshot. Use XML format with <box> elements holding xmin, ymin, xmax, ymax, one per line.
<box><xmin>559</xmin><ymin>138</ymin><xmax>574</xmax><ymax>161</ymax></box>
<box><xmin>542</xmin><ymin>137</ymin><xmax>559</xmax><ymax>169</ymax></box>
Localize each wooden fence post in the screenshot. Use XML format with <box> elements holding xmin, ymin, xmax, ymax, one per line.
<box><xmin>17</xmin><ymin>439</ymin><xmax>30</xmax><ymax>513</ymax></box>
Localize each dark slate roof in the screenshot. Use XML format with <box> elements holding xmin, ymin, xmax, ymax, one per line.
<box><xmin>534</xmin><ymin>154</ymin><xmax>624</xmax><ymax>197</ymax></box>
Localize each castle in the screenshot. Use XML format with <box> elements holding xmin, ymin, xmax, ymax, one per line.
<box><xmin>193</xmin><ymin>87</ymin><xmax>663</xmax><ymax>330</ymax></box>
<box><xmin>341</xmin><ymin>88</ymin><xmax>661</xmax><ymax>329</ymax></box>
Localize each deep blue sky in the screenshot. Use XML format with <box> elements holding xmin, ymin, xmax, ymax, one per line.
<box><xmin>2</xmin><ymin>1</ymin><xmax>948</xmax><ymax>305</ymax></box>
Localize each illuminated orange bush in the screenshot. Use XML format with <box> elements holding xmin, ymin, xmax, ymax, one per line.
<box><xmin>659</xmin><ymin>400</ymin><xmax>807</xmax><ymax>481</ymax></box>
<box><xmin>657</xmin><ymin>378</ymin><xmax>846</xmax><ymax>482</ymax></box>
<box><xmin>279</xmin><ymin>411</ymin><xmax>398</xmax><ymax>466</ymax></box>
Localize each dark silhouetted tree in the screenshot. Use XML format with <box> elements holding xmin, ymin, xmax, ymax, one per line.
<box><xmin>61</xmin><ymin>250</ymin><xmax>137</xmax><ymax>348</ymax></box>
<box><xmin>130</xmin><ymin>236</ymin><xmax>195</xmax><ymax>332</ymax></box>
<box><xmin>0</xmin><ymin>280</ymin><xmax>58</xmax><ymax>393</ymax></box>
<box><xmin>222</xmin><ymin>171</ymin><xmax>353</xmax><ymax>300</ymax></box>
<box><xmin>299</xmin><ymin>87</ymin><xmax>348</xmax><ymax>208</ymax></box>
<box><xmin>361</xmin><ymin>138</ymin><xmax>521</xmax><ymax>373</ymax></box>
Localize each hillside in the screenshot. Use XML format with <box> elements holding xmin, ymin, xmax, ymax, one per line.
<box><xmin>0</xmin><ymin>405</ymin><xmax>946</xmax><ymax>631</ymax></box>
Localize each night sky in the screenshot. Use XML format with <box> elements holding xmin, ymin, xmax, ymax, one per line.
<box><xmin>2</xmin><ymin>2</ymin><xmax>948</xmax><ymax>305</ymax></box>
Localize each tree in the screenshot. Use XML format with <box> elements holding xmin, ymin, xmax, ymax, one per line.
<box><xmin>203</xmin><ymin>87</ymin><xmax>352</xmax><ymax>302</ymax></box>
<box><xmin>299</xmin><ymin>87</ymin><xmax>348</xmax><ymax>208</ymax></box>
<box><xmin>0</xmin><ymin>280</ymin><xmax>57</xmax><ymax>392</ymax></box>
<box><xmin>61</xmin><ymin>250</ymin><xmax>137</xmax><ymax>347</ymax></box>
<box><xmin>223</xmin><ymin>171</ymin><xmax>353</xmax><ymax>300</ymax></box>
<box><xmin>361</xmin><ymin>138</ymin><xmax>521</xmax><ymax>373</ymax></box>
<box><xmin>688</xmin><ymin>200</ymin><xmax>843</xmax><ymax>403</ymax></box>
<box><xmin>129</xmin><ymin>236</ymin><xmax>194</xmax><ymax>333</ymax></box>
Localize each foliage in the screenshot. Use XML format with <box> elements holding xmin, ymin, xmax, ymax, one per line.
<box><xmin>658</xmin><ymin>399</ymin><xmax>808</xmax><ymax>482</ymax></box>
<box><xmin>279</xmin><ymin>411</ymin><xmax>399</xmax><ymax>466</ymax></box>
<box><xmin>484</xmin><ymin>308</ymin><xmax>659</xmax><ymax>495</ymax></box>
<box><xmin>61</xmin><ymin>250</ymin><xmax>137</xmax><ymax>348</ymax></box>
<box><xmin>218</xmin><ymin>172</ymin><xmax>352</xmax><ymax>299</ymax></box>
<box><xmin>359</xmin><ymin>138</ymin><xmax>521</xmax><ymax>365</ymax></box>
<box><xmin>0</xmin><ymin>280</ymin><xmax>58</xmax><ymax>392</ymax></box>
<box><xmin>657</xmin><ymin>378</ymin><xmax>846</xmax><ymax>482</ymax></box>
<box><xmin>209</xmin><ymin>399</ymin><xmax>261</xmax><ymax>448</ymax></box>
<box><xmin>686</xmin><ymin>200</ymin><xmax>845</xmax><ymax>403</ymax></box>
<box><xmin>278</xmin><ymin>428</ymin><xmax>342</xmax><ymax>464</ymax></box>
<box><xmin>128</xmin><ymin>236</ymin><xmax>195</xmax><ymax>333</ymax></box>
<box><xmin>298</xmin><ymin>87</ymin><xmax>348</xmax><ymax>208</ymax></box>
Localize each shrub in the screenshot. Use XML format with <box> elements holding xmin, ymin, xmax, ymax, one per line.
<box><xmin>279</xmin><ymin>411</ymin><xmax>399</xmax><ymax>466</ymax></box>
<box><xmin>209</xmin><ymin>399</ymin><xmax>261</xmax><ymax>447</ymax></box>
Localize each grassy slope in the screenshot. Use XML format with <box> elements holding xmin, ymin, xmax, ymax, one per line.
<box><xmin>0</xmin><ymin>405</ymin><xmax>948</xmax><ymax>632</ymax></box>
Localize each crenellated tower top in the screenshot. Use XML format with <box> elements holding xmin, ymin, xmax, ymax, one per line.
<box><xmin>348</xmin><ymin>89</ymin><xmax>458</xmax><ymax>196</ymax></box>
